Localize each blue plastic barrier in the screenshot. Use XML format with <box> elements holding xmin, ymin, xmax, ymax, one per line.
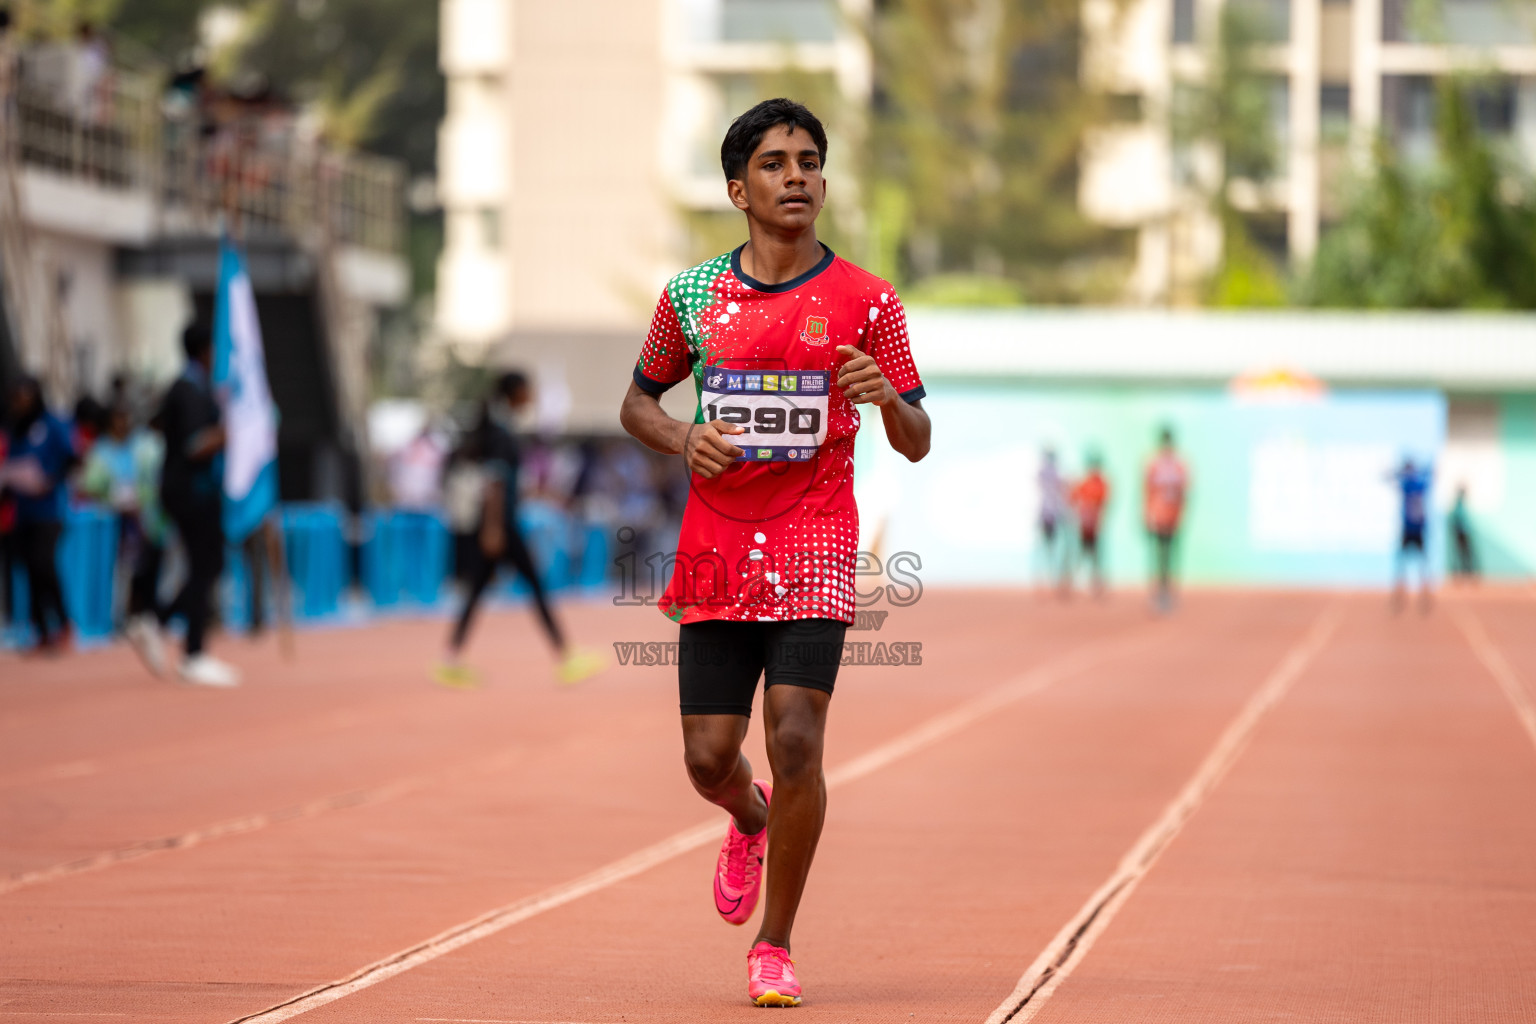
<box><xmin>60</xmin><ymin>507</ymin><xmax>119</xmax><ymax>637</ymax></box>
<box><xmin>363</xmin><ymin>509</ymin><xmax>451</xmax><ymax>608</ymax></box>
<box><xmin>496</xmin><ymin>501</ymin><xmax>609</xmax><ymax>597</ymax></box>
<box><xmin>280</xmin><ymin>503</ymin><xmax>347</xmax><ymax>620</ymax></box>
<box><xmin>574</xmin><ymin>522</ymin><xmax>609</xmax><ymax>589</ymax></box>
<box><xmin>4</xmin><ymin>501</ymin><xmax>612</xmax><ymax>649</ymax></box>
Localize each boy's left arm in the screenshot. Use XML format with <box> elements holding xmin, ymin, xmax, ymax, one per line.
<box><xmin>835</xmin><ymin>344</ymin><xmax>930</xmax><ymax>462</ymax></box>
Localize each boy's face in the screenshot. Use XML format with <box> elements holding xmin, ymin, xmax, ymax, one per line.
<box><xmin>728</xmin><ymin>123</ymin><xmax>826</xmax><ymax>232</ymax></box>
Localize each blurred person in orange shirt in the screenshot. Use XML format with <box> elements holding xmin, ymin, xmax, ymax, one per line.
<box><xmin>1143</xmin><ymin>427</ymin><xmax>1188</xmax><ymax>613</ymax></box>
<box><xmin>1070</xmin><ymin>452</ymin><xmax>1110</xmax><ymax>599</ymax></box>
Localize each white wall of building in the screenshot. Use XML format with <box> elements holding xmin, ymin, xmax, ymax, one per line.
<box><xmin>1080</xmin><ymin>0</ymin><xmax>1536</xmax><ymax>305</ymax></box>
<box><xmin>434</xmin><ymin>0</ymin><xmax>869</xmax><ymax>356</ymax></box>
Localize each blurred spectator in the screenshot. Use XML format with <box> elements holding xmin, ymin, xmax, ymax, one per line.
<box><xmin>388</xmin><ymin>426</ymin><xmax>446</xmax><ymax>511</ymax></box>
<box><xmin>601</xmin><ymin>439</ymin><xmax>666</xmax><ymax>556</ymax></box>
<box><xmin>443</xmin><ymin>432</ymin><xmax>489</xmax><ymax>583</ymax></box>
<box><xmin>72</xmin><ymin>394</ymin><xmax>108</xmax><ymax>453</ymax></box>
<box><xmin>0</xmin><ymin>422</ymin><xmax>14</xmax><ymax>634</ymax></box>
<box><xmin>1037</xmin><ymin>447</ymin><xmax>1069</xmax><ymax>596</ymax></box>
<box><xmin>1390</xmin><ymin>457</ymin><xmax>1433</xmax><ymax>613</ymax></box>
<box><xmin>1144</xmin><ymin>427</ymin><xmax>1189</xmax><ymax>613</ymax></box>
<box><xmin>0</xmin><ymin>5</ymin><xmax>15</xmax><ymax>125</ymax></box>
<box><xmin>241</xmin><ymin>521</ymin><xmax>272</xmax><ymax>637</ymax></box>
<box><xmin>146</xmin><ymin>324</ymin><xmax>239</xmax><ymax>687</ymax></box>
<box><xmin>74</xmin><ymin>22</ymin><xmax>109</xmax><ymax>124</ymax></box>
<box><xmin>1450</xmin><ymin>484</ymin><xmax>1478</xmax><ymax>584</ymax></box>
<box><xmin>1071</xmin><ymin>453</ymin><xmax>1110</xmax><ymax>599</ymax></box>
<box><xmin>1</xmin><ymin>376</ymin><xmax>76</xmax><ymax>653</ymax></box>
<box><xmin>77</xmin><ymin>402</ymin><xmax>168</xmax><ymax>654</ymax></box>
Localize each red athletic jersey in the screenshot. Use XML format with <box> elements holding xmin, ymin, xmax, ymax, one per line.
<box><xmin>633</xmin><ymin>245</ymin><xmax>925</xmax><ymax>624</ymax></box>
<box><xmin>1072</xmin><ymin>471</ymin><xmax>1109</xmax><ymax>530</ymax></box>
<box><xmin>1144</xmin><ymin>452</ymin><xmax>1189</xmax><ymax>533</ymax></box>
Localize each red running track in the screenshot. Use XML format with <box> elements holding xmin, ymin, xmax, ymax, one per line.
<box><xmin>2</xmin><ymin>589</ymin><xmax>1535</xmax><ymax>1022</ymax></box>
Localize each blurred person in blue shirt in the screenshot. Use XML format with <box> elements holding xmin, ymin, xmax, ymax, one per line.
<box><xmin>1390</xmin><ymin>456</ymin><xmax>1433</xmax><ymax>613</ymax></box>
<box><xmin>78</xmin><ymin>402</ymin><xmax>170</xmax><ymax>662</ymax></box>
<box><xmin>1</xmin><ymin>375</ymin><xmax>77</xmax><ymax>653</ymax></box>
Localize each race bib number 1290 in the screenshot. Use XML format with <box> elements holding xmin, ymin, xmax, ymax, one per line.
<box><xmin>700</xmin><ymin>368</ymin><xmax>830</xmax><ymax>462</ymax></box>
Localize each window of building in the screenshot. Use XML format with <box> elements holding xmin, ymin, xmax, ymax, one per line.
<box><xmin>1243</xmin><ymin>212</ymin><xmax>1289</xmax><ymax>264</ymax></box>
<box><xmin>1387</xmin><ymin>0</ymin><xmax>1536</xmax><ymax>46</ymax></box>
<box><xmin>1105</xmin><ymin>92</ymin><xmax>1145</xmax><ymax>123</ymax></box>
<box><xmin>1382</xmin><ymin>75</ymin><xmax>1436</xmax><ymax>163</ymax></box>
<box><xmin>1173</xmin><ymin>0</ymin><xmax>1196</xmax><ymax>44</ymax></box>
<box><xmin>1471</xmin><ymin>80</ymin><xmax>1517</xmax><ymax>135</ymax></box>
<box><xmin>479</xmin><ymin>207</ymin><xmax>501</xmax><ymax>250</ymax></box>
<box><xmin>1382</xmin><ymin>0</ymin><xmax>1408</xmax><ymax>41</ymax></box>
<box><xmin>725</xmin><ymin>0</ymin><xmax>837</xmax><ymax>42</ymax></box>
<box><xmin>1235</xmin><ymin>0</ymin><xmax>1291</xmax><ymax>43</ymax></box>
<box><xmin>681</xmin><ymin>0</ymin><xmax>839</xmax><ymax>45</ymax></box>
<box><xmin>1320</xmin><ymin>84</ymin><xmax>1351</xmax><ymax>140</ymax></box>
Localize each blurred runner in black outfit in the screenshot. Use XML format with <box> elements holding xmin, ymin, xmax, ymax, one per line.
<box><xmin>136</xmin><ymin>324</ymin><xmax>240</xmax><ymax>687</ymax></box>
<box><xmin>434</xmin><ymin>372</ymin><xmax>602</xmax><ymax>688</ymax></box>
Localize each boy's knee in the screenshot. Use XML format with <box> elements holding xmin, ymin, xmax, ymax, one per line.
<box><xmin>768</xmin><ymin>724</ymin><xmax>822</xmax><ymax>781</ymax></box>
<box><xmin>683</xmin><ymin>744</ymin><xmax>737</xmax><ymax>791</ymax></box>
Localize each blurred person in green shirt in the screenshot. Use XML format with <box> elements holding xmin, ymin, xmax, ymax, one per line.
<box><xmin>78</xmin><ymin>402</ymin><xmax>170</xmax><ymax>673</ymax></box>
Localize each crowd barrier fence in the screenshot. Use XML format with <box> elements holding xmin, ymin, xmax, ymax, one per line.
<box><xmin>3</xmin><ymin>502</ymin><xmax>612</xmax><ymax>646</ymax></box>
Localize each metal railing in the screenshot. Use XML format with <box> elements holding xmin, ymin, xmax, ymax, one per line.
<box><xmin>10</xmin><ymin>49</ymin><xmax>160</xmax><ymax>192</ymax></box>
<box><xmin>6</xmin><ymin>57</ymin><xmax>404</xmax><ymax>254</ymax></box>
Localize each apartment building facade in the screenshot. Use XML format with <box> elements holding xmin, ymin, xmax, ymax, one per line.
<box><xmin>1081</xmin><ymin>0</ymin><xmax>1536</xmax><ymax>304</ymax></box>
<box><xmin>435</xmin><ymin>0</ymin><xmax>870</xmax><ymax>429</ymax></box>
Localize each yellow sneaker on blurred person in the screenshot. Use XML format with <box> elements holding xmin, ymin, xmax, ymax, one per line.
<box><xmin>557</xmin><ymin>647</ymin><xmax>606</xmax><ymax>686</ymax></box>
<box><xmin>433</xmin><ymin>661</ymin><xmax>480</xmax><ymax>689</ymax></box>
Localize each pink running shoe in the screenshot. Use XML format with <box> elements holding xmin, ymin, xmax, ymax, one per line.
<box><xmin>747</xmin><ymin>941</ymin><xmax>802</xmax><ymax>1007</ymax></box>
<box><xmin>714</xmin><ymin>779</ymin><xmax>771</xmax><ymax>925</ymax></box>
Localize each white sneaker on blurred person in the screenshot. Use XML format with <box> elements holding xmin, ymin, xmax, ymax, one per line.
<box><xmin>124</xmin><ymin>615</ymin><xmax>167</xmax><ymax>677</ymax></box>
<box><xmin>179</xmin><ymin>654</ymin><xmax>241</xmax><ymax>688</ymax></box>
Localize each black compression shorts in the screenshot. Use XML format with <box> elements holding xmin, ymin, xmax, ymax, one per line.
<box><xmin>678</xmin><ymin>617</ymin><xmax>847</xmax><ymax>717</ymax></box>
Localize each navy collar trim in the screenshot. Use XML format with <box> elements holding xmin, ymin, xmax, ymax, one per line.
<box><xmin>731</xmin><ymin>243</ymin><xmax>835</xmax><ymax>294</ymax></box>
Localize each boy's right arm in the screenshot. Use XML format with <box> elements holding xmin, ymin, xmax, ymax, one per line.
<box><xmin>619</xmin><ymin>381</ymin><xmax>743</xmax><ymax>481</ymax></box>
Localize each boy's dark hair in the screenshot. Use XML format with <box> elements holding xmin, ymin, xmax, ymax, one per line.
<box><xmin>495</xmin><ymin>370</ymin><xmax>529</xmax><ymax>399</ymax></box>
<box><xmin>720</xmin><ymin>98</ymin><xmax>828</xmax><ymax>182</ymax></box>
<box><xmin>182</xmin><ymin>323</ymin><xmax>213</xmax><ymax>360</ymax></box>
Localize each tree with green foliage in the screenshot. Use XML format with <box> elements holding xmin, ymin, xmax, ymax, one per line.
<box><xmin>1171</xmin><ymin>1</ymin><xmax>1289</xmax><ymax>307</ymax></box>
<box><xmin>1299</xmin><ymin>78</ymin><xmax>1536</xmax><ymax>310</ymax></box>
<box><xmin>867</xmin><ymin>0</ymin><xmax>1131</xmax><ymax>304</ymax></box>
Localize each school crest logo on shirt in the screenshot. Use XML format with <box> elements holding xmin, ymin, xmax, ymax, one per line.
<box><xmin>800</xmin><ymin>315</ymin><xmax>830</xmax><ymax>346</ymax></box>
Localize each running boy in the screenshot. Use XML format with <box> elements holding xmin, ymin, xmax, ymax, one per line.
<box><xmin>619</xmin><ymin>99</ymin><xmax>930</xmax><ymax>1007</ymax></box>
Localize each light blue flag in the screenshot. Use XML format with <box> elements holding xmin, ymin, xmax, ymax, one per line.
<box><xmin>213</xmin><ymin>236</ymin><xmax>279</xmax><ymax>543</ymax></box>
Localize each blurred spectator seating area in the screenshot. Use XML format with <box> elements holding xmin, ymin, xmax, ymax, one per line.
<box><xmin>4</xmin><ymin>35</ymin><xmax>402</xmax><ymax>254</ymax></box>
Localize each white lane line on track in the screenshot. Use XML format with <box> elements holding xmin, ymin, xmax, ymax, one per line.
<box><xmin>228</xmin><ymin>624</ymin><xmax>1165</xmax><ymax>1024</ymax></box>
<box><xmin>1449</xmin><ymin>605</ymin><xmax>1536</xmax><ymax>753</ymax></box>
<box><xmin>982</xmin><ymin>601</ymin><xmax>1344</xmax><ymax>1024</ymax></box>
<box><xmin>0</xmin><ymin>749</ymin><xmax>524</xmax><ymax>898</ymax></box>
